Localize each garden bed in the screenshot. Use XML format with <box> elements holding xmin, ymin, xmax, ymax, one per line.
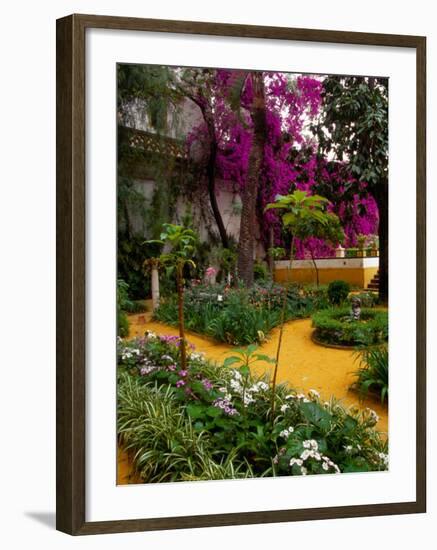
<box><xmin>117</xmin><ymin>333</ymin><xmax>388</xmax><ymax>482</ymax></box>
<box><xmin>154</xmin><ymin>282</ymin><xmax>330</xmax><ymax>345</ymax></box>
<box><xmin>312</xmin><ymin>307</ymin><xmax>388</xmax><ymax>347</ymax></box>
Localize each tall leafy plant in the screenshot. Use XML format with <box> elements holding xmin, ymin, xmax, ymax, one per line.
<box><xmin>300</xmin><ymin>212</ymin><xmax>344</xmax><ymax>286</ymax></box>
<box><xmin>265</xmin><ymin>190</ymin><xmax>333</xmax><ymax>416</ymax></box>
<box><xmin>148</xmin><ymin>223</ymin><xmax>198</xmax><ymax>371</ymax></box>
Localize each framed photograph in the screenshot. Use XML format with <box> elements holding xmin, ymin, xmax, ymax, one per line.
<box><xmin>56</xmin><ymin>14</ymin><xmax>426</xmax><ymax>535</ymax></box>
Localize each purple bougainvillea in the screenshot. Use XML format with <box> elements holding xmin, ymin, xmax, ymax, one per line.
<box><xmin>186</xmin><ymin>70</ymin><xmax>379</xmax><ymax>257</ymax></box>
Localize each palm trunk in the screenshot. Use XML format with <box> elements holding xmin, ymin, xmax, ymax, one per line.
<box><xmin>237</xmin><ymin>72</ymin><xmax>266</xmax><ymax>287</ymax></box>
<box><xmin>176</xmin><ymin>263</ymin><xmax>187</xmax><ymax>371</ymax></box>
<box><xmin>151</xmin><ymin>263</ymin><xmax>160</xmax><ymax>311</ymax></box>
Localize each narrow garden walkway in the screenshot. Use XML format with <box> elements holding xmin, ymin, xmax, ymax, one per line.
<box><xmin>127</xmin><ymin>312</ymin><xmax>388</xmax><ymax>433</ymax></box>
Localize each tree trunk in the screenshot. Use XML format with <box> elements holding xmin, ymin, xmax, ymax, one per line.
<box><xmin>202</xmin><ymin>109</ymin><xmax>229</xmax><ymax>249</ymax></box>
<box><xmin>237</xmin><ymin>72</ymin><xmax>266</xmax><ymax>287</ymax></box>
<box><xmin>151</xmin><ymin>264</ymin><xmax>160</xmax><ymax>311</ymax></box>
<box><xmin>206</xmin><ymin>140</ymin><xmax>229</xmax><ymax>248</ymax></box>
<box><xmin>374</xmin><ymin>184</ymin><xmax>388</xmax><ymax>303</ymax></box>
<box><xmin>176</xmin><ymin>263</ymin><xmax>187</xmax><ymax>371</ymax></box>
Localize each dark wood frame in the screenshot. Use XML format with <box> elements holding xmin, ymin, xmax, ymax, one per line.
<box><xmin>56</xmin><ymin>13</ymin><xmax>427</xmax><ymax>536</ymax></box>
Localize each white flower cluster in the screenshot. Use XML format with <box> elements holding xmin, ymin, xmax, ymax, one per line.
<box><xmin>378</xmin><ymin>452</ymin><xmax>389</xmax><ymax>467</ymax></box>
<box><xmin>286</xmin><ymin>393</ymin><xmax>310</xmax><ymax>403</ymax></box>
<box><xmin>226</xmin><ymin>370</ymin><xmax>268</xmax><ymax>407</ymax></box>
<box><xmin>190</xmin><ymin>352</ymin><xmax>205</xmax><ymax>362</ymax></box>
<box><xmin>279</xmin><ymin>426</ymin><xmax>294</xmax><ymax>439</ymax></box>
<box><xmin>289</xmin><ymin>440</ymin><xmax>341</xmax><ymax>475</ymax></box>
<box><xmin>121</xmin><ymin>348</ymin><xmax>141</xmax><ymax>360</ymax></box>
<box><xmin>285</xmin><ymin>390</ymin><xmax>320</xmax><ymax>403</ymax></box>
<box><xmin>218</xmin><ymin>387</ymin><xmax>232</xmax><ymax>401</ymax></box>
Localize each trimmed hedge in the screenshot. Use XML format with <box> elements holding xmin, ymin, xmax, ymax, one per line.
<box><xmin>312</xmin><ymin>307</ymin><xmax>388</xmax><ymax>347</ymax></box>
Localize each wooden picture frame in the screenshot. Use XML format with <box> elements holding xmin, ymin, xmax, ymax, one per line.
<box><xmin>56</xmin><ymin>13</ymin><xmax>426</xmax><ymax>535</ymax></box>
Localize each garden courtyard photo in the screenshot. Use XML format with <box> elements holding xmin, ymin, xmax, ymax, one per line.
<box><xmin>116</xmin><ymin>65</ymin><xmax>389</xmax><ymax>483</ymax></box>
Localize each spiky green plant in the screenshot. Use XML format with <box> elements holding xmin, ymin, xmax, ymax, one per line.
<box><xmin>354</xmin><ymin>345</ymin><xmax>389</xmax><ymax>404</ymax></box>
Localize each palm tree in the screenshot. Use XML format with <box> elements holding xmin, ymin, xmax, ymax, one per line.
<box><xmin>237</xmin><ymin>71</ymin><xmax>267</xmax><ymax>287</ymax></box>
<box><xmin>148</xmin><ymin>223</ymin><xmax>197</xmax><ymax>371</ymax></box>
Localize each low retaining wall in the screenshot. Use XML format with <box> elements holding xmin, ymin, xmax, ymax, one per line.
<box><xmin>274</xmin><ymin>257</ymin><xmax>379</xmax><ymax>288</ymax></box>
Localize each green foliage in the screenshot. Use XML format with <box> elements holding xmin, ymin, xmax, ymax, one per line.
<box><xmin>327</xmin><ymin>280</ymin><xmax>351</xmax><ymax>305</ymax></box>
<box><xmin>118</xmin><ymin>64</ymin><xmax>181</xmax><ymax>132</ymax></box>
<box><xmin>312</xmin><ymin>307</ymin><xmax>388</xmax><ymax>347</ymax></box>
<box><xmin>315</xmin><ymin>76</ymin><xmax>388</xmax><ymax>189</ymax></box>
<box><xmin>149</xmin><ymin>223</ymin><xmax>198</xmax><ymax>272</ymax></box>
<box><xmin>117</xmin><ymin>279</ymin><xmax>132</xmax><ymax>337</ymax></box>
<box><xmin>117</xmin><ymin>233</ymin><xmax>150</xmax><ymax>300</ymax></box>
<box><xmin>313</xmin><ymin>76</ymin><xmax>389</xmax><ymax>302</ymax></box>
<box><xmin>266</xmin><ymin>190</ymin><xmax>344</xmax><ymax>290</ymax></box>
<box><xmin>265</xmin><ymin>190</ymin><xmax>332</xmax><ymax>242</ymax></box>
<box><xmin>154</xmin><ymin>283</ymin><xmax>329</xmax><ymax>345</ymax></box>
<box><xmin>253</xmin><ymin>261</ymin><xmax>270</xmax><ymax>281</ymax></box>
<box><xmin>268</xmin><ymin>247</ymin><xmax>286</xmax><ymax>261</ymax></box>
<box><xmin>353</xmin><ymin>345</ymin><xmax>389</xmax><ymax>404</ymax></box>
<box><xmin>117</xmin><ymin>335</ymin><xmax>389</xmax><ymax>481</ymax></box>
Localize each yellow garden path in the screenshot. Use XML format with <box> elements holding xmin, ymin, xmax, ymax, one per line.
<box><xmin>127</xmin><ymin>312</ymin><xmax>388</xmax><ymax>434</ymax></box>
<box><xmin>118</xmin><ymin>311</ymin><xmax>388</xmax><ymax>484</ymax></box>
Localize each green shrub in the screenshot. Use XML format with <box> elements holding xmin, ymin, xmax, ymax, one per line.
<box><xmin>117</xmin><ymin>335</ymin><xmax>389</xmax><ymax>481</ymax></box>
<box><xmin>253</xmin><ymin>261</ymin><xmax>270</xmax><ymax>281</ymax></box>
<box><xmin>117</xmin><ymin>312</ymin><xmax>130</xmax><ymax>338</ymax></box>
<box><xmin>154</xmin><ymin>282</ymin><xmax>329</xmax><ymax>345</ymax></box>
<box><xmin>353</xmin><ymin>345</ymin><xmax>389</xmax><ymax>403</ymax></box>
<box><xmin>117</xmin><ymin>279</ymin><xmax>132</xmax><ymax>337</ymax></box>
<box><xmin>312</xmin><ymin>307</ymin><xmax>388</xmax><ymax>347</ymax></box>
<box><xmin>118</xmin><ymin>234</ymin><xmax>151</xmax><ymax>300</ymax></box>
<box><xmin>327</xmin><ymin>280</ymin><xmax>351</xmax><ymax>305</ymax></box>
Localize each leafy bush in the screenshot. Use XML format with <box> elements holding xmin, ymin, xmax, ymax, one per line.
<box><xmin>353</xmin><ymin>345</ymin><xmax>389</xmax><ymax>404</ymax></box>
<box><xmin>327</xmin><ymin>280</ymin><xmax>351</xmax><ymax>305</ymax></box>
<box><xmin>312</xmin><ymin>307</ymin><xmax>388</xmax><ymax>347</ymax></box>
<box><xmin>117</xmin><ymin>335</ymin><xmax>388</xmax><ymax>482</ymax></box>
<box><xmin>154</xmin><ymin>282</ymin><xmax>329</xmax><ymax>345</ymax></box>
<box><xmin>253</xmin><ymin>261</ymin><xmax>270</xmax><ymax>281</ymax></box>
<box><xmin>117</xmin><ymin>279</ymin><xmax>132</xmax><ymax>337</ymax></box>
<box><xmin>118</xmin><ymin>234</ymin><xmax>151</xmax><ymax>300</ymax></box>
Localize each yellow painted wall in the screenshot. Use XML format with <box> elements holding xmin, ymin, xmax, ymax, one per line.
<box><xmin>274</xmin><ymin>266</ymin><xmax>378</xmax><ymax>288</ymax></box>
